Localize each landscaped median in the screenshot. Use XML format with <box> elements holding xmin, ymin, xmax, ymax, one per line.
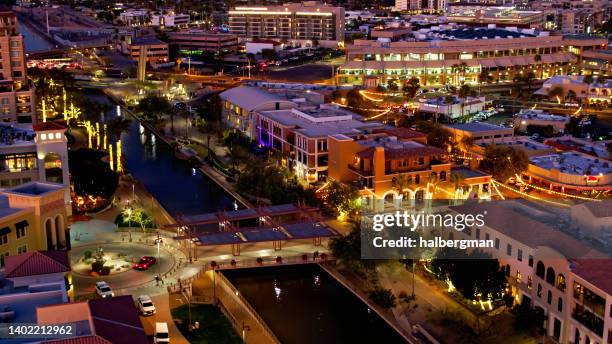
<box><xmin>171</xmin><ymin>304</ymin><xmax>242</xmax><ymax>344</ymax></box>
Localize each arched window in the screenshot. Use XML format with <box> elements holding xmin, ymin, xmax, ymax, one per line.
<box><xmin>556</xmin><ymin>274</ymin><xmax>566</xmax><ymax>292</ymax></box>
<box><xmin>505</xmin><ymin>264</ymin><xmax>511</xmax><ymax>277</ymax></box>
<box><xmin>536</xmin><ymin>261</ymin><xmax>545</xmax><ymax>278</ymax></box>
<box><xmin>546</xmin><ymin>267</ymin><xmax>556</xmax><ymax>285</ymax></box>
<box><xmin>439</xmin><ymin>171</ymin><xmax>447</xmax><ymax>181</ymax></box>
<box><xmin>547</xmin><ymin>290</ymin><xmax>552</xmax><ymax>304</ymax></box>
<box><xmin>537</xmin><ymin>283</ymin><xmax>542</xmax><ymax>298</ymax></box>
<box><xmin>557</xmin><ymin>297</ymin><xmax>563</xmax><ymax>312</ymax></box>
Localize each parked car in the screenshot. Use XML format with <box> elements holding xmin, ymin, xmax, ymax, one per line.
<box><xmin>133</xmin><ymin>256</ymin><xmax>156</xmax><ymax>270</ymax></box>
<box><xmin>136</xmin><ymin>295</ymin><xmax>156</xmax><ymax>316</ymax></box>
<box><xmin>154</xmin><ymin>322</ymin><xmax>170</xmax><ymax>343</ymax></box>
<box><xmin>95</xmin><ymin>281</ymin><xmax>114</xmax><ymax>298</ymax></box>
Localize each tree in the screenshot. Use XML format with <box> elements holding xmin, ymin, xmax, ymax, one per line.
<box><xmin>387</xmin><ymin>78</ymin><xmax>399</xmax><ymax>92</ymax></box>
<box><xmin>415</xmin><ymin>121</ymin><xmax>454</xmax><ymax>150</ymax></box>
<box><xmin>106</xmin><ymin>117</ymin><xmax>131</xmax><ymax>144</ymax></box>
<box><xmin>69</xmin><ymin>149</ymin><xmax>119</xmax><ymax>199</ymax></box>
<box><xmin>513</xmin><ymin>302</ymin><xmax>546</xmax><ymax>335</ymax></box>
<box><xmin>451</xmin><ymin>62</ymin><xmax>469</xmax><ymax>86</ymax></box>
<box><xmin>479</xmin><ymin>145</ymin><xmax>529</xmax><ymax>181</ymax></box>
<box><xmin>403</xmin><ymin>76</ymin><xmax>420</xmax><ymax>99</ymax></box>
<box><xmin>431</xmin><ymin>248</ymin><xmax>507</xmax><ymax>301</ymax></box>
<box><xmin>137</xmin><ymin>95</ymin><xmax>172</xmax><ymax>121</ymax></box>
<box><xmin>329</xmin><ymin>223</ymin><xmax>375</xmax><ymax>273</ymax></box>
<box><xmin>261</xmin><ymin>49</ymin><xmax>277</xmax><ymax>62</ymax></box>
<box><xmin>478</xmin><ymin>69</ymin><xmax>493</xmax><ymax>94</ymax></box>
<box><xmin>444</xmin><ymin>94</ymin><xmax>455</xmax><ymax>121</ymax></box>
<box><xmin>324</xmin><ymin>180</ymin><xmax>360</xmax><ymax>217</ymax></box>
<box><xmin>368</xmin><ymin>288</ymin><xmax>397</xmax><ymax>310</ymax></box>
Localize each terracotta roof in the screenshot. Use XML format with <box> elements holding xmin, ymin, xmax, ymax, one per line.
<box><xmin>374</xmin><ymin>127</ymin><xmax>427</xmax><ymax>140</ymax></box>
<box><xmin>33</xmin><ymin>122</ymin><xmax>67</xmax><ymax>132</ymax></box>
<box><xmin>5</xmin><ymin>251</ymin><xmax>70</xmax><ymax>278</ymax></box>
<box><xmin>43</xmin><ymin>335</ymin><xmax>112</xmax><ymax>344</ymax></box>
<box><xmin>88</xmin><ymin>296</ymin><xmax>148</xmax><ymax>344</ymax></box>
<box><xmin>571</xmin><ymin>259</ymin><xmax>612</xmax><ymax>295</ymax></box>
<box><xmin>356</xmin><ymin>146</ymin><xmax>444</xmax><ymax>159</ymax></box>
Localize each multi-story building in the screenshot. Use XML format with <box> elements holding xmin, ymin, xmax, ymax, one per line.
<box><xmin>255</xmin><ymin>105</ymin><xmax>387</xmax><ymax>182</ymax></box>
<box><xmin>536</xmin><ymin>75</ymin><xmax>612</xmax><ymax>105</ymax></box>
<box><xmin>150</xmin><ymin>11</ymin><xmax>190</xmax><ymax>28</ymax></box>
<box><xmin>0</xmin><ymin>122</ymin><xmax>70</xmax><ymax>191</ymax></box>
<box><xmin>338</xmin><ymin>27</ymin><xmax>608</xmax><ymax>86</ymax></box>
<box><xmin>444</xmin><ymin>122</ymin><xmax>514</xmax><ymax>144</ymax></box>
<box><xmin>0</xmin><ymin>10</ymin><xmax>35</xmax><ymax>124</ymax></box>
<box><xmin>0</xmin><ymin>181</ymin><xmax>70</xmax><ymax>268</ymax></box>
<box><xmin>451</xmin><ymin>201</ymin><xmax>612</xmax><ymax>344</ymax></box>
<box><xmin>395</xmin><ymin>0</ymin><xmax>446</xmax><ymax>13</ymax></box>
<box><xmin>118</xmin><ymin>9</ymin><xmax>149</xmax><ymax>26</ymax></box>
<box><xmin>168</xmin><ymin>30</ymin><xmax>239</xmax><ymax>54</ymax></box>
<box><xmin>127</xmin><ymin>37</ymin><xmax>169</xmax><ymax>64</ymax></box>
<box><xmin>228</xmin><ymin>1</ymin><xmax>345</xmax><ymax>48</ymax></box>
<box><xmin>329</xmin><ymin>129</ymin><xmax>452</xmax><ymax>211</ymax></box>
<box><xmin>445</xmin><ymin>5</ymin><xmax>546</xmax><ymax>28</ymax></box>
<box><xmin>561</xmin><ymin>9</ymin><xmax>601</xmax><ymax>35</ymax></box>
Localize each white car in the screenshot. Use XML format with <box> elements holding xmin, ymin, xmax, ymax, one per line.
<box><xmin>95</xmin><ymin>281</ymin><xmax>114</xmax><ymax>298</ymax></box>
<box><xmin>137</xmin><ymin>295</ymin><xmax>156</xmax><ymax>316</ymax></box>
<box><xmin>154</xmin><ymin>322</ymin><xmax>170</xmax><ymax>343</ymax></box>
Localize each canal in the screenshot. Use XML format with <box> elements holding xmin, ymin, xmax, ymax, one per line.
<box><xmin>18</xmin><ymin>21</ymin><xmax>55</xmax><ymax>52</ymax></box>
<box><xmin>223</xmin><ymin>264</ymin><xmax>408</xmax><ymax>344</ymax></box>
<box><xmin>84</xmin><ymin>91</ymin><xmax>237</xmax><ymax>217</ymax></box>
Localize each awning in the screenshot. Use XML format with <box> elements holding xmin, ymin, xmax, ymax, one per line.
<box><xmin>0</xmin><ymin>227</ymin><xmax>10</xmax><ymax>235</ymax></box>
<box><xmin>15</xmin><ymin>220</ymin><xmax>28</xmax><ymax>229</ymax></box>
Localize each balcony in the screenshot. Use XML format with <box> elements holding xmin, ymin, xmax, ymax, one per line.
<box><xmin>572</xmin><ymin>306</ymin><xmax>604</xmax><ymax>337</ymax></box>
<box><xmin>348</xmin><ymin>164</ymin><xmax>372</xmax><ymax>177</ymax></box>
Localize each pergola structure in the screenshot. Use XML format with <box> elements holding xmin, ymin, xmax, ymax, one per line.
<box><xmin>166</xmin><ymin>203</ymin><xmax>336</xmax><ymax>256</ymax></box>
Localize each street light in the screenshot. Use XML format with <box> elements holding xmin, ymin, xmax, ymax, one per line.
<box><xmin>155</xmin><ymin>232</ymin><xmax>163</xmax><ymax>285</ymax></box>
<box><xmin>127</xmin><ymin>205</ymin><xmax>132</xmax><ymax>242</ymax></box>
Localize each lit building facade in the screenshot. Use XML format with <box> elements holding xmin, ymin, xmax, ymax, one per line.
<box><xmin>451</xmin><ymin>201</ymin><xmax>612</xmax><ymax>344</ymax></box>
<box><xmin>338</xmin><ymin>34</ymin><xmax>608</xmax><ymax>86</ymax></box>
<box><xmin>0</xmin><ymin>10</ymin><xmax>36</xmax><ymax>124</ymax></box>
<box><xmin>0</xmin><ymin>182</ymin><xmax>70</xmax><ymax>268</ymax></box>
<box><xmin>228</xmin><ymin>1</ymin><xmax>345</xmax><ymax>48</ymax></box>
<box><xmin>168</xmin><ymin>31</ymin><xmax>239</xmax><ymax>54</ymax></box>
<box><xmin>127</xmin><ymin>37</ymin><xmax>169</xmax><ymax>64</ymax></box>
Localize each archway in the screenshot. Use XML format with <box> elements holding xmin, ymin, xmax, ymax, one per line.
<box><xmin>55</xmin><ymin>215</ymin><xmax>66</xmax><ymax>249</ymax></box>
<box><xmin>45</xmin><ymin>218</ymin><xmax>56</xmax><ymax>250</ymax></box>
<box><xmin>44</xmin><ymin>152</ymin><xmax>63</xmax><ymax>184</ymax></box>
<box><xmin>382</xmin><ymin>191</ymin><xmax>397</xmax><ymax>210</ymax></box>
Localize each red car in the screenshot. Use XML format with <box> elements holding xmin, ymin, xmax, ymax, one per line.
<box><xmin>133</xmin><ymin>256</ymin><xmax>157</xmax><ymax>270</ymax></box>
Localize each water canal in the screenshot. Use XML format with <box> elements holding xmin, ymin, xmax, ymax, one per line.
<box><xmin>223</xmin><ymin>264</ymin><xmax>408</xmax><ymax>344</ymax></box>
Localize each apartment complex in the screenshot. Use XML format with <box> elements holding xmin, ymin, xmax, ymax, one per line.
<box><xmin>445</xmin><ymin>5</ymin><xmax>546</xmax><ymax>28</ymax></box>
<box><xmin>0</xmin><ymin>182</ymin><xmax>70</xmax><ymax>268</ymax></box>
<box><xmin>0</xmin><ymin>10</ymin><xmax>35</xmax><ymax>124</ymax></box>
<box><xmin>450</xmin><ymin>201</ymin><xmax>612</xmax><ymax>344</ymax></box>
<box><xmin>394</xmin><ymin>0</ymin><xmax>446</xmax><ymax>13</ymax></box>
<box><xmin>228</xmin><ymin>1</ymin><xmax>345</xmax><ymax>48</ymax></box>
<box><xmin>168</xmin><ymin>30</ymin><xmax>239</xmax><ymax>54</ymax></box>
<box><xmin>536</xmin><ymin>75</ymin><xmax>612</xmax><ymax>105</ymax></box>
<box><xmin>338</xmin><ymin>27</ymin><xmax>608</xmax><ymax>86</ymax></box>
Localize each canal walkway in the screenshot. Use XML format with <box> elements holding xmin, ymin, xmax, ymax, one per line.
<box><xmin>102</xmin><ymin>89</ymin><xmax>253</xmax><ymax>210</ymax></box>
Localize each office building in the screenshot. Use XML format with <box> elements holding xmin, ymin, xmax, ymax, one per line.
<box><xmin>228</xmin><ymin>1</ymin><xmax>345</xmax><ymax>48</ymax></box>
<box><xmin>168</xmin><ymin>30</ymin><xmax>239</xmax><ymax>54</ymax></box>
<box><xmin>0</xmin><ymin>10</ymin><xmax>36</xmax><ymax>124</ymax></box>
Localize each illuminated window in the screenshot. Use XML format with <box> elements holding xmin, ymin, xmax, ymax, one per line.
<box><xmin>55</xmin><ymin>132</ymin><xmax>62</xmax><ymax>139</ymax></box>
<box><xmin>516</xmin><ymin>271</ymin><xmax>522</xmax><ymax>284</ymax></box>
<box><xmin>40</xmin><ymin>133</ymin><xmax>47</xmax><ymax>140</ymax></box>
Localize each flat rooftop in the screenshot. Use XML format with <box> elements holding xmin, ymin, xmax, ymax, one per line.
<box><xmin>423</xmin><ymin>27</ymin><xmax>536</xmax><ymax>41</ymax></box>
<box><xmin>518</xmin><ymin>110</ymin><xmax>569</xmax><ymax>122</ymax></box>
<box><xmin>5</xmin><ymin>182</ymin><xmax>66</xmax><ymax>196</ymax></box>
<box><xmin>261</xmin><ymin>107</ymin><xmax>386</xmax><ymax>138</ymax></box>
<box><xmin>445</xmin><ymin>122</ymin><xmax>510</xmax><ymax>133</ymax></box>
<box><xmin>451</xmin><ymin>166</ymin><xmax>490</xmax><ymax>178</ymax></box>
<box><xmin>478</xmin><ymin>138</ymin><xmax>551</xmax><ymax>151</ymax></box>
<box><xmin>530</xmin><ymin>152</ymin><xmax>612</xmax><ymax>176</ymax></box>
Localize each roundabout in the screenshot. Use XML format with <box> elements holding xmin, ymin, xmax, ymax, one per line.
<box><xmin>70</xmin><ymin>237</ymin><xmax>178</xmax><ymax>298</ymax></box>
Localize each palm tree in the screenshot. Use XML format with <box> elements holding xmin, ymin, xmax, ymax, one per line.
<box><xmin>451</xmin><ymin>62</ymin><xmax>469</xmax><ymax>86</ymax></box>
<box><xmin>106</xmin><ymin>117</ymin><xmax>132</xmax><ymax>143</ymax></box>
<box><xmin>459</xmin><ymin>135</ymin><xmax>474</xmax><ymax>155</ymax></box>
<box><xmin>392</xmin><ymin>174</ymin><xmax>409</xmax><ymax>197</ymax></box>
<box><xmin>444</xmin><ymin>94</ymin><xmax>455</xmax><ymax>121</ymax></box>
<box><xmin>402</xmin><ymin>76</ymin><xmax>421</xmax><ymax>99</ymax></box>
<box><xmin>458</xmin><ymin>84</ymin><xmax>473</xmax><ymax>118</ymax></box>
<box><xmin>478</xmin><ymin>69</ymin><xmax>492</xmax><ymax>95</ymax></box>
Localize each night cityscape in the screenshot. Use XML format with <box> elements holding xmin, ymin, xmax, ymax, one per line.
<box><xmin>0</xmin><ymin>0</ymin><xmax>611</xmax><ymax>343</ymax></box>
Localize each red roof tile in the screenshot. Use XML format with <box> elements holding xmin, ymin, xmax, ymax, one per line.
<box><xmin>5</xmin><ymin>251</ymin><xmax>70</xmax><ymax>278</ymax></box>
<box><xmin>88</xmin><ymin>296</ymin><xmax>148</xmax><ymax>344</ymax></box>
<box><xmin>43</xmin><ymin>335</ymin><xmax>112</xmax><ymax>344</ymax></box>
<box><xmin>571</xmin><ymin>259</ymin><xmax>612</xmax><ymax>296</ymax></box>
<box><xmin>33</xmin><ymin>122</ymin><xmax>67</xmax><ymax>132</ymax></box>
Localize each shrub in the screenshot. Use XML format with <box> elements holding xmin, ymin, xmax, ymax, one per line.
<box><xmin>91</xmin><ymin>261</ymin><xmax>103</xmax><ymax>272</ymax></box>
<box><xmin>83</xmin><ymin>250</ymin><xmax>92</xmax><ymax>260</ymax></box>
<box><xmin>100</xmin><ymin>266</ymin><xmax>111</xmax><ymax>275</ymax></box>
